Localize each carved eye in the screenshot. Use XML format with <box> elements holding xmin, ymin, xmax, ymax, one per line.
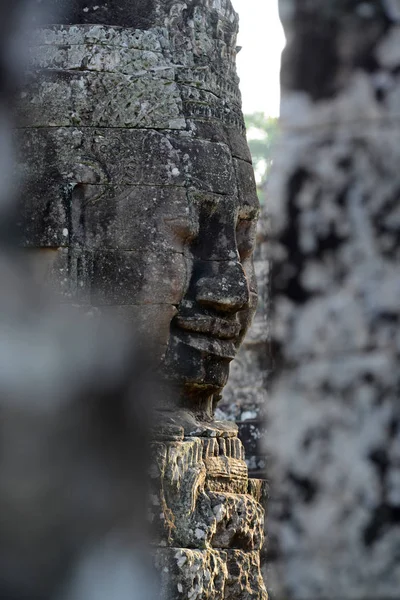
<box><xmin>236</xmin><ymin>219</ymin><xmax>257</xmax><ymax>260</ymax></box>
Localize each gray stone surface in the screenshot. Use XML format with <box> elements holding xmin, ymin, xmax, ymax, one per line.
<box><xmin>266</xmin><ymin>1</ymin><xmax>400</xmax><ymax>598</ymax></box>
<box><xmin>18</xmin><ymin>1</ymin><xmax>266</xmax><ymax>598</ymax></box>
<box><xmin>220</xmin><ymin>212</ymin><xmax>269</xmax><ymax>478</ymax></box>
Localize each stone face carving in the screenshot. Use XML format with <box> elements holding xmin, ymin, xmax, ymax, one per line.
<box><xmin>19</xmin><ymin>1</ymin><xmax>267</xmax><ymax>598</ymax></box>
<box><xmin>266</xmin><ymin>2</ymin><xmax>400</xmax><ymax>599</ymax></box>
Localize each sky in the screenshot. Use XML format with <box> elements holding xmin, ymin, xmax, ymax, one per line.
<box><xmin>231</xmin><ymin>0</ymin><xmax>285</xmax><ymax>117</ymax></box>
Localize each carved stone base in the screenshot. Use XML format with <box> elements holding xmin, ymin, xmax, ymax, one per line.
<box><xmin>151</xmin><ymin>420</ymin><xmax>267</xmax><ymax>599</ymax></box>
<box><xmin>155</xmin><ymin>548</ymin><xmax>267</xmax><ymax>600</ymax></box>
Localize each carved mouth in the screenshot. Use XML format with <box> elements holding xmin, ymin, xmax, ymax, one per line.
<box><xmin>175</xmin><ymin>316</ymin><xmax>241</xmax><ymax>340</ymax></box>
<box><xmin>176</xmin><ymin>331</ymin><xmax>237</xmax><ymax>359</ymax></box>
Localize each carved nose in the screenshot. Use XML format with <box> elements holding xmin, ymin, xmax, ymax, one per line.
<box><xmin>195</xmin><ymin>261</ymin><xmax>250</xmax><ymax>313</ymax></box>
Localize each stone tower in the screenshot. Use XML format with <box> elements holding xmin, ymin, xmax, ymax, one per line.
<box><xmin>18</xmin><ymin>1</ymin><xmax>267</xmax><ymax>598</ymax></box>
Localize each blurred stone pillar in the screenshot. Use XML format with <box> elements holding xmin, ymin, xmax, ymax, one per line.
<box><xmin>267</xmin><ymin>1</ymin><xmax>400</xmax><ymax>598</ymax></box>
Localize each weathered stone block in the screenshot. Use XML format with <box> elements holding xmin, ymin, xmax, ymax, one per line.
<box><xmin>17</xmin><ymin>181</ymin><xmax>69</xmax><ymax>248</ymax></box>
<box><xmin>31</xmin><ymin>42</ymin><xmax>168</xmax><ymax>74</ymax></box>
<box><xmin>91</xmin><ymin>249</ymin><xmax>188</xmax><ymax>305</ymax></box>
<box><xmin>150</xmin><ymin>438</ymin><xmax>217</xmax><ymax>549</ymax></box>
<box><xmin>182</xmin><ymin>139</ymin><xmax>237</xmax><ymax>196</ymax></box>
<box><xmin>209</xmin><ymin>492</ymin><xmax>265</xmax><ymax>551</ymax></box>
<box><xmin>23</xmin><ymin>247</ymin><xmax>92</xmax><ymax>303</ymax></box>
<box><xmin>18</xmin><ymin>127</ymin><xmax>187</xmax><ymax>188</ymax></box>
<box><xmin>18</xmin><ymin>127</ymin><xmax>240</xmax><ymax>197</ymax></box>
<box><xmin>224</xmin><ymin>550</ymin><xmax>268</xmax><ymax>600</ymax></box>
<box><xmin>187</xmin><ymin>119</ymin><xmax>251</xmax><ymax>163</ymax></box>
<box><xmin>34</xmin><ymin>25</ymin><xmax>165</xmax><ymax>53</ymax></box>
<box><xmin>20</xmin><ymin>71</ymin><xmax>184</xmax><ymax>129</ymax></box>
<box><xmin>37</xmin><ymin>0</ymin><xmax>163</xmax><ymax>29</ymax></box>
<box><xmin>155</xmin><ymin>547</ymin><xmax>268</xmax><ymax>600</ymax></box>
<box><xmin>155</xmin><ymin>548</ymin><xmax>227</xmax><ymax>600</ymax></box>
<box><xmin>204</xmin><ymin>456</ymin><xmax>248</xmax><ymax>495</ymax></box>
<box><xmin>179</xmin><ymin>84</ymin><xmax>242</xmax><ymax>128</ymax></box>
<box><xmin>71</xmin><ymin>185</ymin><xmax>193</xmax><ymax>252</ymax></box>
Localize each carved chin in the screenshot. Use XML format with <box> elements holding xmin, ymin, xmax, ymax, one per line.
<box><xmin>161</xmin><ymin>336</ymin><xmax>234</xmax><ymax>392</ymax></box>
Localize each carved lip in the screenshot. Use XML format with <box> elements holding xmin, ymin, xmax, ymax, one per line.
<box><xmin>178</xmin><ymin>332</ymin><xmax>237</xmax><ymax>359</ymax></box>
<box><xmin>175</xmin><ymin>316</ymin><xmax>241</xmax><ymax>340</ymax></box>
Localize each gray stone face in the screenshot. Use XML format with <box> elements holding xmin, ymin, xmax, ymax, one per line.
<box><xmin>18</xmin><ymin>0</ymin><xmax>266</xmax><ymax>598</ymax></box>
<box><xmin>18</xmin><ymin>1</ymin><xmax>262</xmax><ymax>416</ymax></box>
<box><xmin>267</xmin><ymin>2</ymin><xmax>400</xmax><ymax>598</ymax></box>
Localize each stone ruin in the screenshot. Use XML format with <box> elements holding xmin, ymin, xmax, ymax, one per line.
<box><xmin>17</xmin><ymin>1</ymin><xmax>267</xmax><ymax>598</ymax></box>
